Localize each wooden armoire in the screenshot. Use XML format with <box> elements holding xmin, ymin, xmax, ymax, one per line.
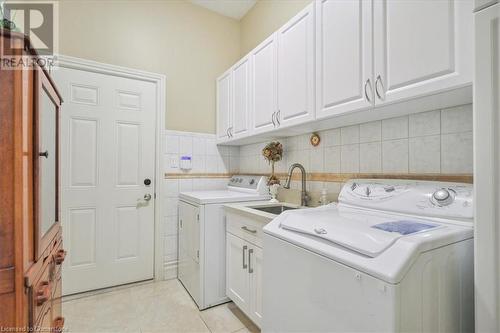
<box><xmin>0</xmin><ymin>30</ymin><xmax>65</xmax><ymax>331</ymax></box>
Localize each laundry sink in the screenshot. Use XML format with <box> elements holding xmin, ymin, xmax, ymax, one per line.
<box><xmin>248</xmin><ymin>204</ymin><xmax>299</xmax><ymax>215</ymax></box>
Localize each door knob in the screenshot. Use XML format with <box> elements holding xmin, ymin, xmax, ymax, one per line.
<box><xmin>144</xmin><ymin>194</ymin><xmax>152</xmax><ymax>201</ymax></box>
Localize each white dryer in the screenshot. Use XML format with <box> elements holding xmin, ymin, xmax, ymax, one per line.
<box><xmin>178</xmin><ymin>175</ymin><xmax>269</xmax><ymax>309</ymax></box>
<box><xmin>263</xmin><ymin>179</ymin><xmax>474</xmax><ymax>333</ymax></box>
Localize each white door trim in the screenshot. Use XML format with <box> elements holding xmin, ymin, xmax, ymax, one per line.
<box><xmin>55</xmin><ymin>55</ymin><xmax>167</xmax><ymax>281</ymax></box>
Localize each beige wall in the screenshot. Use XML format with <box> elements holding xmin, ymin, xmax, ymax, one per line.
<box><xmin>58</xmin><ymin>0</ymin><xmax>240</xmax><ymax>133</ymax></box>
<box><xmin>239</xmin><ymin>0</ymin><xmax>312</xmax><ymax>56</ymax></box>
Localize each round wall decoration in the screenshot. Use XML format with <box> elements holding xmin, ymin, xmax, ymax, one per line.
<box><xmin>310</xmin><ymin>132</ymin><xmax>321</xmax><ymax>147</ymax></box>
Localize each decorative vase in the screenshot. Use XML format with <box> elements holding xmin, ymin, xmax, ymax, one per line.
<box><xmin>269</xmin><ymin>184</ymin><xmax>280</xmax><ymax>203</ymax></box>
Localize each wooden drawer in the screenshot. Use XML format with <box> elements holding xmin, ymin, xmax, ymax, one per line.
<box><xmin>226</xmin><ymin>211</ymin><xmax>266</xmax><ymax>247</ymax></box>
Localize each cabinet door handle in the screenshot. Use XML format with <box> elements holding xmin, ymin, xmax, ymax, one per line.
<box><xmin>242</xmin><ymin>245</ymin><xmax>248</xmax><ymax>269</ymax></box>
<box><xmin>229</xmin><ymin>127</ymin><xmax>233</xmax><ymax>137</ymax></box>
<box><xmin>271</xmin><ymin>112</ymin><xmax>276</xmax><ymax>127</ymax></box>
<box><xmin>36</xmin><ymin>281</ymin><xmax>51</xmax><ymax>306</ymax></box>
<box><xmin>39</xmin><ymin>150</ymin><xmax>49</xmax><ymax>158</ymax></box>
<box><xmin>53</xmin><ymin>317</ymin><xmax>65</xmax><ymax>332</ymax></box>
<box><xmin>226</xmin><ymin>128</ymin><xmax>230</xmax><ymax>137</ymax></box>
<box><xmin>55</xmin><ymin>249</ymin><xmax>66</xmax><ymax>265</ymax></box>
<box><xmin>364</xmin><ymin>78</ymin><xmax>372</xmax><ymax>102</ymax></box>
<box><xmin>248</xmin><ymin>248</ymin><xmax>254</xmax><ymax>273</ymax></box>
<box><xmin>276</xmin><ymin>110</ymin><xmax>281</xmax><ymax>126</ymax></box>
<box><xmin>375</xmin><ymin>75</ymin><xmax>384</xmax><ymax>100</ymax></box>
<box><xmin>241</xmin><ymin>226</ymin><xmax>257</xmax><ymax>234</ymax></box>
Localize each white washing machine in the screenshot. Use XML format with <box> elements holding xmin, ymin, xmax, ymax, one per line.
<box><xmin>263</xmin><ymin>179</ymin><xmax>474</xmax><ymax>333</ymax></box>
<box><xmin>178</xmin><ymin>175</ymin><xmax>269</xmax><ymax>310</ymax></box>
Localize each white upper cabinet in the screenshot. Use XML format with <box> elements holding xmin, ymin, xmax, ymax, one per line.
<box><xmin>216</xmin><ymin>70</ymin><xmax>232</xmax><ymax>140</ymax></box>
<box><xmin>232</xmin><ymin>56</ymin><xmax>251</xmax><ymax>138</ymax></box>
<box><xmin>277</xmin><ymin>3</ymin><xmax>315</xmax><ymax>128</ymax></box>
<box><xmin>373</xmin><ymin>0</ymin><xmax>473</xmax><ymax>105</ymax></box>
<box><xmin>251</xmin><ymin>34</ymin><xmax>278</xmax><ymax>134</ymax></box>
<box><xmin>316</xmin><ymin>0</ymin><xmax>373</xmax><ymax>119</ymax></box>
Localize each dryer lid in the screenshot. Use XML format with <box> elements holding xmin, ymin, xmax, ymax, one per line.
<box><xmin>278</xmin><ymin>207</ymin><xmax>442</xmax><ymax>257</ymax></box>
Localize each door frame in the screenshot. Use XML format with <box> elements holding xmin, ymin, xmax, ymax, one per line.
<box><xmin>55</xmin><ymin>55</ymin><xmax>167</xmax><ymax>281</ymax></box>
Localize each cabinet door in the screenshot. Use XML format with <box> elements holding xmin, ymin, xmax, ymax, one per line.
<box><xmin>251</xmin><ymin>34</ymin><xmax>278</xmax><ymax>134</ymax></box>
<box><xmin>249</xmin><ymin>246</ymin><xmax>263</xmax><ymax>328</ymax></box>
<box><xmin>178</xmin><ymin>201</ymin><xmax>201</xmax><ymax>306</ymax></box>
<box><xmin>232</xmin><ymin>57</ymin><xmax>251</xmax><ymax>138</ymax></box>
<box><xmin>474</xmin><ymin>4</ymin><xmax>500</xmax><ymax>332</ymax></box>
<box><xmin>277</xmin><ymin>3</ymin><xmax>315</xmax><ymax>128</ymax></box>
<box><xmin>373</xmin><ymin>0</ymin><xmax>473</xmax><ymax>105</ymax></box>
<box><xmin>35</xmin><ymin>67</ymin><xmax>62</xmax><ymax>260</ymax></box>
<box><xmin>316</xmin><ymin>0</ymin><xmax>373</xmax><ymax>119</ymax></box>
<box><xmin>226</xmin><ymin>233</ymin><xmax>250</xmax><ymax>312</ymax></box>
<box><xmin>216</xmin><ymin>70</ymin><xmax>232</xmax><ymax>141</ymax></box>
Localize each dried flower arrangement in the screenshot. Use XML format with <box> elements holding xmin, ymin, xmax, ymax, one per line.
<box><xmin>262</xmin><ymin>141</ymin><xmax>283</xmax><ymax>185</ymax></box>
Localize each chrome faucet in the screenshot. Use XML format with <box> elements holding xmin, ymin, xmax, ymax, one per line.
<box><xmin>283</xmin><ymin>163</ymin><xmax>309</xmax><ymax>206</ymax></box>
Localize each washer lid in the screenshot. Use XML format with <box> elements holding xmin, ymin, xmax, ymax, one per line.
<box><xmin>279</xmin><ymin>206</ymin><xmax>442</xmax><ymax>257</ymax></box>
<box><xmin>179</xmin><ymin>190</ymin><xmax>270</xmax><ymax>204</ymax></box>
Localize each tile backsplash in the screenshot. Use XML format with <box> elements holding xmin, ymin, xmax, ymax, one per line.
<box><xmin>239</xmin><ymin>104</ymin><xmax>473</xmax><ymax>176</ymax></box>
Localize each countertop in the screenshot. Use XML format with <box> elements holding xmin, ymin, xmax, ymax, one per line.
<box><xmin>224</xmin><ymin>201</ymin><xmax>304</xmax><ymax>222</ymax></box>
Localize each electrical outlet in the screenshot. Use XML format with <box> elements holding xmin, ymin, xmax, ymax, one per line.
<box><xmin>170</xmin><ymin>156</ymin><xmax>178</xmax><ymax>168</ymax></box>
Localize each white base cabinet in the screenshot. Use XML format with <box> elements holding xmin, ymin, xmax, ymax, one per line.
<box><xmin>225</xmin><ymin>210</ymin><xmax>268</xmax><ymax>328</ymax></box>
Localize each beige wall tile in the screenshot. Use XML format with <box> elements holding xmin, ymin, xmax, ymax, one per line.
<box><xmin>441</xmin><ymin>132</ymin><xmax>473</xmax><ymax>173</ymax></box>
<box><xmin>324</xmin><ymin>146</ymin><xmax>341</xmax><ymax>173</ymax></box>
<box><xmin>360</xmin><ymin>142</ymin><xmax>382</xmax><ymax>173</ymax></box>
<box><xmin>409</xmin><ymin>110</ymin><xmax>441</xmax><ymax>137</ymax></box>
<box><xmin>409</xmin><ymin>135</ymin><xmax>441</xmax><ymax>173</ymax></box>
<box><xmin>441</xmin><ymin>104</ymin><xmax>473</xmax><ymax>134</ymax></box>
<box><xmin>341</xmin><ymin>144</ymin><xmax>360</xmax><ymax>173</ymax></box>
<box><xmin>382</xmin><ymin>116</ymin><xmax>409</xmax><ymax>140</ymax></box>
<box><xmin>360</xmin><ymin>121</ymin><xmax>382</xmax><ymax>143</ymax></box>
<box><xmin>341</xmin><ymin>125</ymin><xmax>360</xmax><ymax>145</ymax></box>
<box><xmin>382</xmin><ymin>139</ymin><xmax>409</xmax><ymax>173</ymax></box>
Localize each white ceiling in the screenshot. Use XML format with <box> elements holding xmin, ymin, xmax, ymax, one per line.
<box><xmin>189</xmin><ymin>0</ymin><xmax>257</xmax><ymax>20</ymax></box>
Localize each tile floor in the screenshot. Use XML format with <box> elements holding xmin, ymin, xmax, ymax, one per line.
<box><xmin>63</xmin><ymin>280</ymin><xmax>260</xmax><ymax>333</ymax></box>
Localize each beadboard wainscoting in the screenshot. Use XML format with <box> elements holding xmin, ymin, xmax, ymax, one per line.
<box><xmin>162</xmin><ymin>131</ymin><xmax>238</xmax><ymax>279</ymax></box>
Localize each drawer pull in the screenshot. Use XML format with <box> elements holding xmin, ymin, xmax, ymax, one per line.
<box><xmin>241</xmin><ymin>226</ymin><xmax>257</xmax><ymax>234</ymax></box>
<box><xmin>55</xmin><ymin>249</ymin><xmax>67</xmax><ymax>265</ymax></box>
<box><xmin>36</xmin><ymin>281</ymin><xmax>51</xmax><ymax>306</ymax></box>
<box><xmin>248</xmin><ymin>249</ymin><xmax>254</xmax><ymax>274</ymax></box>
<box><xmin>53</xmin><ymin>316</ymin><xmax>65</xmax><ymax>332</ymax></box>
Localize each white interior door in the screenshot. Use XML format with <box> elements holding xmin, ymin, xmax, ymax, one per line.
<box><xmin>54</xmin><ymin>67</ymin><xmax>156</xmax><ymax>295</ymax></box>
<box><xmin>316</xmin><ymin>0</ymin><xmax>373</xmax><ymax>119</ymax></box>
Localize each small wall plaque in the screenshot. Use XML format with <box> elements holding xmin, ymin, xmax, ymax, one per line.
<box><xmin>310</xmin><ymin>133</ymin><xmax>321</xmax><ymax>147</ymax></box>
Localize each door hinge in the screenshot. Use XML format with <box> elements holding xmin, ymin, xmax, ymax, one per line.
<box><xmin>197</xmin><ymin>214</ymin><xmax>199</xmax><ymax>221</ymax></box>
<box><xmin>154</xmin><ymin>193</ymin><xmax>156</xmax><ymax>199</ymax></box>
<box><xmin>179</xmin><ymin>219</ymin><xmax>183</xmax><ymax>228</ymax></box>
<box><xmin>197</xmin><ymin>250</ymin><xmax>200</xmax><ymax>259</ymax></box>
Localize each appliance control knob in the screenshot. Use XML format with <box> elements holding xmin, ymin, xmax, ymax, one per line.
<box><xmin>249</xmin><ymin>179</ymin><xmax>255</xmax><ymax>185</ymax></box>
<box><xmin>432</xmin><ymin>189</ymin><xmax>454</xmax><ymax>206</ymax></box>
